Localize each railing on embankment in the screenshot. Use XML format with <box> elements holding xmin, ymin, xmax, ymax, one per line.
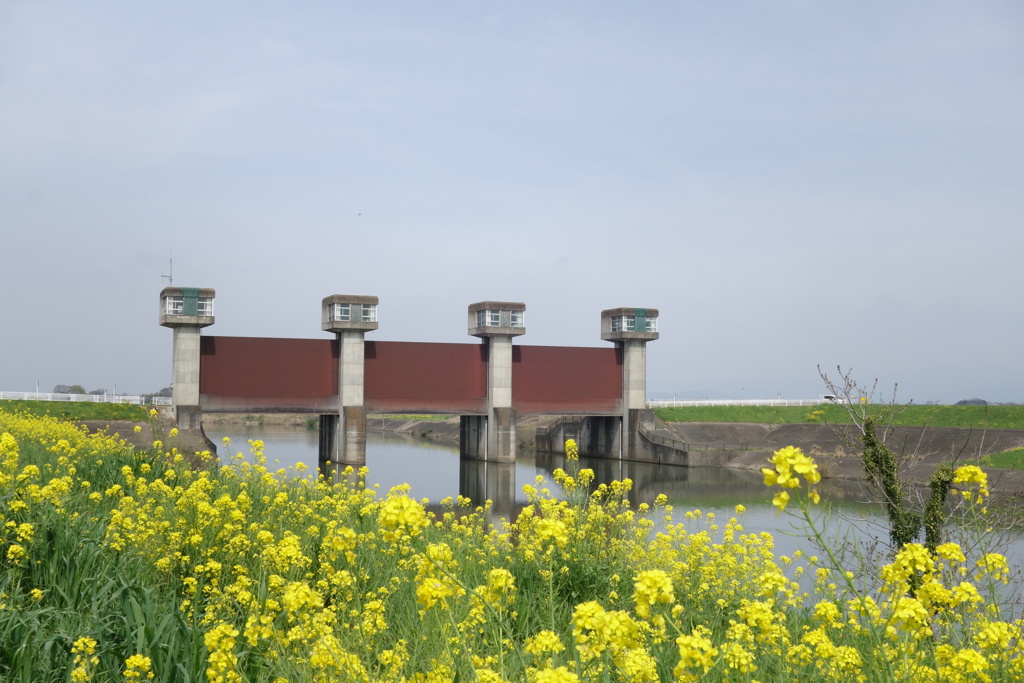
<box><xmin>647</xmin><ymin>398</ymin><xmax>831</xmax><ymax>408</ymax></box>
<box><xmin>0</xmin><ymin>392</ymin><xmax>172</xmax><ymax>406</ymax></box>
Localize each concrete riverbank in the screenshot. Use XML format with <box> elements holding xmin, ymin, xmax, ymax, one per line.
<box><xmin>663</xmin><ymin>421</ymin><xmax>1024</xmax><ymax>495</ymax></box>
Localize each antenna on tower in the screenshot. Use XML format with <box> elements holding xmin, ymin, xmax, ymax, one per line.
<box><xmin>161</xmin><ymin>256</ymin><xmax>173</xmax><ymax>286</ymax></box>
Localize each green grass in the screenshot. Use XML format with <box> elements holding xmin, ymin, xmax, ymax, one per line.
<box><xmin>982</xmin><ymin>448</ymin><xmax>1024</xmax><ymax>470</ymax></box>
<box><xmin>656</xmin><ymin>404</ymin><xmax>1024</xmax><ymax>430</ymax></box>
<box><xmin>0</xmin><ymin>399</ymin><xmax>147</xmax><ymax>421</ymax></box>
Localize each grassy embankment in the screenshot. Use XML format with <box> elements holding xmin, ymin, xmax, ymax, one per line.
<box><xmin>0</xmin><ymin>406</ymin><xmax>1018</xmax><ymax>681</ymax></box>
<box><xmin>655</xmin><ymin>404</ymin><xmax>1024</xmax><ymax>429</ymax></box>
<box><xmin>0</xmin><ymin>399</ymin><xmax>147</xmax><ymax>422</ymax></box>
<box><xmin>657</xmin><ymin>405</ymin><xmax>1024</xmax><ymax>469</ymax></box>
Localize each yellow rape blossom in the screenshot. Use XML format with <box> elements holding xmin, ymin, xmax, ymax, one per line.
<box><xmin>71</xmin><ymin>637</ymin><xmax>99</xmax><ymax>683</ymax></box>
<box><xmin>123</xmin><ymin>654</ymin><xmax>154</xmax><ymax>681</ymax></box>
<box><xmin>525</xmin><ymin>630</ymin><xmax>566</xmax><ymax>657</ymax></box>
<box><xmin>953</xmin><ymin>464</ymin><xmax>990</xmax><ymax>502</ymax></box>
<box><xmin>632</xmin><ymin>568</ymin><xmax>674</xmax><ymax>621</ymax></box>
<box><xmin>204</xmin><ymin>622</ymin><xmax>241</xmax><ymax>683</ymax></box>
<box><xmin>565</xmin><ymin>438</ymin><xmax>579</xmax><ymax>461</ymax></box>
<box><xmin>378</xmin><ymin>495</ymin><xmax>429</xmax><ymax>543</ymax></box>
<box><xmin>673</xmin><ymin>627</ymin><xmax>718</xmax><ymax>682</ymax></box>
<box><xmin>762</xmin><ymin>446</ymin><xmax>821</xmax><ymax>511</ymax></box>
<box><xmin>534</xmin><ymin>666</ymin><xmax>579</xmax><ymax>683</ymax></box>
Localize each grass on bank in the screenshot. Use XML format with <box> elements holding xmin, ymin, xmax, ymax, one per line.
<box><xmin>983</xmin><ymin>448</ymin><xmax>1024</xmax><ymax>470</ymax></box>
<box><xmin>656</xmin><ymin>404</ymin><xmax>1024</xmax><ymax>430</ymax></box>
<box><xmin>0</xmin><ymin>399</ymin><xmax>147</xmax><ymax>422</ymax></box>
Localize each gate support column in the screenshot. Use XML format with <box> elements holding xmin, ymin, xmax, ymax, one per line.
<box><xmin>320</xmin><ymin>295</ymin><xmax>378</xmax><ymax>477</ymax></box>
<box><xmin>581</xmin><ymin>415</ymin><xmax>622</xmax><ymax>458</ymax></box>
<box><xmin>160</xmin><ymin>287</ymin><xmax>215</xmax><ymax>433</ymax></box>
<box><xmin>468</xmin><ymin>301</ymin><xmax>525</xmax><ymax>462</ymax></box>
<box><xmin>601</xmin><ymin>307</ymin><xmax>659</xmax><ymax>460</ymax></box>
<box><xmin>460</xmin><ymin>415</ymin><xmax>487</xmax><ymax>458</ymax></box>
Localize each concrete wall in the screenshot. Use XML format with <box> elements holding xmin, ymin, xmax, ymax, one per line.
<box><xmin>172</xmin><ymin>327</ymin><xmax>201</xmax><ymax>407</ymax></box>
<box><xmin>171</xmin><ymin>327</ymin><xmax>203</xmax><ymax>429</ymax></box>
<box><xmin>338</xmin><ymin>331</ymin><xmax>366</xmax><ymax>408</ymax></box>
<box><xmin>487</xmin><ymin>336</ymin><xmax>513</xmax><ymax>410</ymax></box>
<box><xmin>639</xmin><ymin>441</ymin><xmax>752</xmax><ymax>467</ymax></box>
<box><xmin>621</xmin><ymin>341</ymin><xmax>647</xmax><ymax>412</ymax></box>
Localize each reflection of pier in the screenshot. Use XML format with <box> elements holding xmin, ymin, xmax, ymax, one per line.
<box><xmin>459</xmin><ymin>459</ymin><xmax>517</xmax><ymax>521</ymax></box>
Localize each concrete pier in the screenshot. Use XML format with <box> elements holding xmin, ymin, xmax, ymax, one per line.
<box><xmin>319</xmin><ymin>295</ymin><xmax>378</xmax><ymax>476</ymax></box>
<box><xmin>601</xmin><ymin>307</ymin><xmax>659</xmax><ymax>459</ymax></box>
<box><xmin>160</xmin><ymin>287</ymin><xmax>215</xmax><ymax>432</ymax></box>
<box><xmin>465</xmin><ymin>301</ymin><xmax>526</xmax><ymax>462</ymax></box>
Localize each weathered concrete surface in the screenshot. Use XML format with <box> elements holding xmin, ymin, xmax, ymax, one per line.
<box><xmin>367</xmin><ymin>416</ymin><xmax>463</xmax><ymax>441</ymax></box>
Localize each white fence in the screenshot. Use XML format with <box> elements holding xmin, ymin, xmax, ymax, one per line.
<box><xmin>647</xmin><ymin>398</ymin><xmax>832</xmax><ymax>408</ymax></box>
<box><xmin>0</xmin><ymin>392</ymin><xmax>172</xmax><ymax>406</ymax></box>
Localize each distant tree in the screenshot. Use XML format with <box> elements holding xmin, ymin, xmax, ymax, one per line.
<box><xmin>157</xmin><ymin>386</ymin><xmax>172</xmax><ymax>398</ymax></box>
<box><xmin>54</xmin><ymin>385</ymin><xmax>86</xmax><ymax>394</ymax></box>
<box><xmin>955</xmin><ymin>398</ymin><xmax>988</xmax><ymax>406</ymax></box>
<box><xmin>88</xmin><ymin>389</ymin><xmax>106</xmax><ymax>396</ymax></box>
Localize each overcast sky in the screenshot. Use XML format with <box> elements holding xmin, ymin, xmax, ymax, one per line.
<box><xmin>2</xmin><ymin>1</ymin><xmax>1022</xmax><ymax>404</ymax></box>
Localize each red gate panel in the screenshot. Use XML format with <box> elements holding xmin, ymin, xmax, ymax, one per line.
<box><xmin>198</xmin><ymin>337</ymin><xmax>622</xmax><ymax>416</ymax></box>
<box><xmin>200</xmin><ymin>336</ymin><xmax>337</xmax><ymax>412</ymax></box>
<box><xmin>365</xmin><ymin>341</ymin><xmax>487</xmax><ymax>414</ymax></box>
<box><xmin>513</xmin><ymin>345</ymin><xmax>622</xmax><ymax>415</ymax></box>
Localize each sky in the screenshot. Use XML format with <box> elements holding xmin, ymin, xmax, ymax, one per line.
<box><xmin>1</xmin><ymin>1</ymin><xmax>1022</xmax><ymax>404</ymax></box>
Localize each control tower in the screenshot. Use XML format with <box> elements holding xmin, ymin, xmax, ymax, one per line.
<box><xmin>159</xmin><ymin>287</ymin><xmax>215</xmax><ymax>430</ymax></box>
<box><xmin>319</xmin><ymin>294</ymin><xmax>378</xmax><ymax>472</ymax></box>
<box><xmin>601</xmin><ymin>307</ymin><xmax>659</xmax><ymax>454</ymax></box>
<box><xmin>463</xmin><ymin>301</ymin><xmax>526</xmax><ymax>462</ymax></box>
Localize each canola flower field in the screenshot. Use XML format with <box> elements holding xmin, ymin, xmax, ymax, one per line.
<box><xmin>0</xmin><ymin>407</ymin><xmax>1021</xmax><ymax>682</ymax></box>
